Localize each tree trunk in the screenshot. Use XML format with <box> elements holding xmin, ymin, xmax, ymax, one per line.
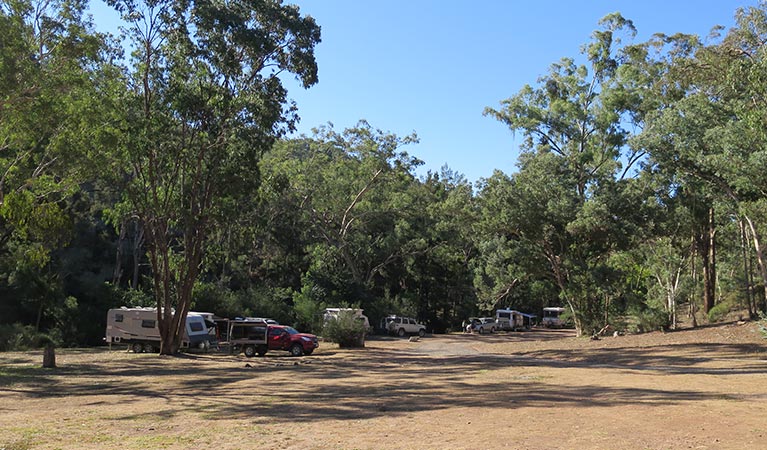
<box><xmin>743</xmin><ymin>214</ymin><xmax>767</xmax><ymax>314</ymax></box>
<box><xmin>42</xmin><ymin>344</ymin><xmax>56</xmax><ymax>368</ymax></box>
<box><xmin>699</xmin><ymin>207</ymin><xmax>716</xmax><ymax>314</ymax></box>
<box><xmin>739</xmin><ymin>218</ymin><xmax>755</xmax><ymax>318</ymax></box>
<box><xmin>689</xmin><ymin>236</ymin><xmax>698</xmax><ymax>328</ymax></box>
<box><xmin>131</xmin><ymin>220</ymin><xmax>144</xmax><ymax>290</ymax></box>
<box><xmin>112</xmin><ymin>219</ymin><xmax>126</xmax><ymax>285</ymax></box>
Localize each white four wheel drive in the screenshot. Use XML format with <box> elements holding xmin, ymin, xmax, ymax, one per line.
<box><xmin>385</xmin><ymin>316</ymin><xmax>427</xmax><ymax>337</ymax></box>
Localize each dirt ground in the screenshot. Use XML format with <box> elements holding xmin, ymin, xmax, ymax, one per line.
<box><xmin>1</xmin><ymin>322</ymin><xmax>766</xmax><ymax>450</ymax></box>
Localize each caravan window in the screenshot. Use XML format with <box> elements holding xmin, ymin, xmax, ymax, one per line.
<box><xmin>141</xmin><ymin>320</ymin><xmax>155</xmax><ymax>328</ymax></box>
<box><xmin>115</xmin><ymin>313</ymin><xmax>124</xmax><ymax>323</ymax></box>
<box><xmin>189</xmin><ymin>321</ymin><xmax>204</xmax><ymax>332</ymax></box>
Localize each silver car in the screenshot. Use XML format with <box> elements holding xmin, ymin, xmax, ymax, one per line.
<box><xmin>472</xmin><ymin>317</ymin><xmax>497</xmax><ymax>334</ymax></box>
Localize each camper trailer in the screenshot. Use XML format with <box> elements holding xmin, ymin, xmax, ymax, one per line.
<box><xmin>542</xmin><ymin>307</ymin><xmax>567</xmax><ymax>328</ymax></box>
<box><xmin>105</xmin><ymin>307</ymin><xmax>214</xmax><ymax>353</ymax></box>
<box><xmin>323</xmin><ymin>308</ymin><xmax>372</xmax><ymax>332</ymax></box>
<box><xmin>496</xmin><ymin>309</ymin><xmax>536</xmax><ymax>331</ymax></box>
<box><xmin>496</xmin><ymin>309</ymin><xmax>523</xmax><ymax>331</ymax></box>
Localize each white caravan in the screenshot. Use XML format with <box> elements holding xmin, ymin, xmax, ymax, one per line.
<box><xmin>496</xmin><ymin>309</ymin><xmax>523</xmax><ymax>331</ymax></box>
<box><xmin>542</xmin><ymin>307</ymin><xmax>567</xmax><ymax>328</ymax></box>
<box><xmin>323</xmin><ymin>307</ymin><xmax>371</xmax><ymax>332</ymax></box>
<box><xmin>105</xmin><ymin>307</ymin><xmax>214</xmax><ymax>353</ymax></box>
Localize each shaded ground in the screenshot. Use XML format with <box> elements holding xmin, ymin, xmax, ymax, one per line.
<box><xmin>1</xmin><ymin>322</ymin><xmax>766</xmax><ymax>449</ymax></box>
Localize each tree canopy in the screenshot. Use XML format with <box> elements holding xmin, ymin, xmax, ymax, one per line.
<box><xmin>2</xmin><ymin>1</ymin><xmax>767</xmax><ymax>349</ymax></box>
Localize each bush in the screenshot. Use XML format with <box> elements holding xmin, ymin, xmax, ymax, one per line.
<box><xmin>322</xmin><ymin>310</ymin><xmax>366</xmax><ymax>348</ymax></box>
<box><xmin>707</xmin><ymin>295</ymin><xmax>739</xmax><ymax>323</ymax></box>
<box><xmin>626</xmin><ymin>306</ymin><xmax>669</xmax><ymax>334</ymax></box>
<box><xmin>0</xmin><ymin>323</ymin><xmax>56</xmax><ymax>351</ymax></box>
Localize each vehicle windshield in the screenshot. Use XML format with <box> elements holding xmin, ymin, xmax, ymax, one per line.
<box><xmin>282</xmin><ymin>327</ymin><xmax>299</xmax><ymax>335</ymax></box>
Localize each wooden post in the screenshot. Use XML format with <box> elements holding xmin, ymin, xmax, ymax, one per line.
<box><xmin>42</xmin><ymin>344</ymin><xmax>56</xmax><ymax>369</ymax></box>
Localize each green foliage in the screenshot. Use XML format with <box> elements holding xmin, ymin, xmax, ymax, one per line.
<box><xmin>322</xmin><ymin>310</ymin><xmax>366</xmax><ymax>348</ymax></box>
<box><xmin>6</xmin><ymin>4</ymin><xmax>767</xmax><ymax>349</ymax></box>
<box><xmin>626</xmin><ymin>306</ymin><xmax>670</xmax><ymax>334</ymax></box>
<box><xmin>0</xmin><ymin>323</ymin><xmax>59</xmax><ymax>351</ymax></box>
<box><xmin>707</xmin><ymin>295</ymin><xmax>739</xmax><ymax>323</ymax></box>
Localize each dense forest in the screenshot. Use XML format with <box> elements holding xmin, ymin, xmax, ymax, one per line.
<box><xmin>2</xmin><ymin>0</ymin><xmax>767</xmax><ymax>351</ymax></box>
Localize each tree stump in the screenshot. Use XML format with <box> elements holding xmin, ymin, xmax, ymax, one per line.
<box><xmin>42</xmin><ymin>344</ymin><xmax>56</xmax><ymax>368</ymax></box>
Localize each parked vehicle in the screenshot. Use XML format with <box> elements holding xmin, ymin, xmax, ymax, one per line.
<box><xmin>227</xmin><ymin>319</ymin><xmax>268</xmax><ymax>356</ymax></box>
<box><xmin>496</xmin><ymin>309</ymin><xmax>521</xmax><ymax>331</ymax></box>
<box><xmin>323</xmin><ymin>307</ymin><xmax>372</xmax><ymax>332</ymax></box>
<box><xmin>542</xmin><ymin>307</ymin><xmax>567</xmax><ymax>328</ymax></box>
<box><xmin>105</xmin><ymin>307</ymin><xmax>214</xmax><ymax>353</ymax></box>
<box><xmin>496</xmin><ymin>309</ymin><xmax>536</xmax><ymax>331</ymax></box>
<box><xmin>471</xmin><ymin>317</ymin><xmax>497</xmax><ymax>334</ymax></box>
<box><xmin>227</xmin><ymin>319</ymin><xmax>319</xmax><ymax>357</ymax></box>
<box><xmin>382</xmin><ymin>315</ymin><xmax>426</xmax><ymax>337</ymax></box>
<box><xmin>267</xmin><ymin>325</ymin><xmax>319</xmax><ymax>356</ymax></box>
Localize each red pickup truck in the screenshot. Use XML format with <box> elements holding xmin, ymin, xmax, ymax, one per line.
<box><xmin>266</xmin><ymin>325</ymin><xmax>319</xmax><ymax>356</ymax></box>
<box><xmin>228</xmin><ymin>320</ymin><xmax>319</xmax><ymax>357</ymax></box>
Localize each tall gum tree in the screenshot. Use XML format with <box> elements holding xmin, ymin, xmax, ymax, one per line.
<box><xmin>484</xmin><ymin>14</ymin><xmax>644</xmax><ymax>336</ymax></box>
<box><xmin>625</xmin><ymin>4</ymin><xmax>767</xmax><ymax>316</ymax></box>
<box><xmin>0</xmin><ymin>0</ymin><xmax>118</xmax><ymax>329</ymax></box>
<box><xmin>108</xmin><ymin>0</ymin><xmax>320</xmax><ymax>354</ymax></box>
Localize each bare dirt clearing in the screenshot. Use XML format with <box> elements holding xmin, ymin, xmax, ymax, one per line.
<box><xmin>1</xmin><ymin>323</ymin><xmax>766</xmax><ymax>449</ymax></box>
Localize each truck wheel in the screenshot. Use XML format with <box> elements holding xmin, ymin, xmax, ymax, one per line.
<box><xmin>256</xmin><ymin>345</ymin><xmax>267</xmax><ymax>357</ymax></box>
<box><xmin>418</xmin><ymin>329</ymin><xmax>425</xmax><ymax>337</ymax></box>
<box><xmin>478</xmin><ymin>327</ymin><xmax>485</xmax><ymax>335</ymax></box>
<box><xmin>289</xmin><ymin>344</ymin><xmax>304</xmax><ymax>357</ymax></box>
<box><xmin>397</xmin><ymin>328</ymin><xmax>406</xmax><ymax>337</ymax></box>
<box><xmin>304</xmin><ymin>349</ymin><xmax>314</xmax><ymax>356</ymax></box>
<box><xmin>131</xmin><ymin>342</ymin><xmax>144</xmax><ymax>353</ymax></box>
<box><xmin>243</xmin><ymin>345</ymin><xmax>257</xmax><ymax>357</ymax></box>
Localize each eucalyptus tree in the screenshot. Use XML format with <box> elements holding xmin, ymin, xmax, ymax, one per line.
<box><xmin>108</xmin><ymin>0</ymin><xmax>320</xmax><ymax>353</ymax></box>
<box><xmin>0</xmin><ymin>0</ymin><xmax>117</xmax><ymax>332</ymax></box>
<box><xmin>260</xmin><ymin>122</ymin><xmax>424</xmax><ymax>325</ymax></box>
<box><xmin>626</xmin><ymin>3</ymin><xmax>767</xmax><ymax>315</ymax></box>
<box><xmin>402</xmin><ymin>167</ymin><xmax>478</xmax><ymax>331</ymax></box>
<box><xmin>483</xmin><ymin>14</ymin><xmax>644</xmax><ymax>335</ymax></box>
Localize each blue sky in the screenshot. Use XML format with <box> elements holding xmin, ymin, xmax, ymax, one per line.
<box><xmin>277</xmin><ymin>1</ymin><xmax>756</xmax><ymax>184</ymax></box>
<box><xmin>90</xmin><ymin>1</ymin><xmax>757</xmax><ymax>184</ymax></box>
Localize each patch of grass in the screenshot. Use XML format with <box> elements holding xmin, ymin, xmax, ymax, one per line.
<box><xmin>1</xmin><ymin>426</ymin><xmax>46</xmax><ymax>450</ymax></box>
<box><xmin>129</xmin><ymin>433</ymin><xmax>197</xmax><ymax>449</ymax></box>
<box><xmin>0</xmin><ymin>365</ymin><xmax>52</xmax><ymax>387</ymax></box>
<box><xmin>0</xmin><ymin>438</ymin><xmax>34</xmax><ymax>450</ymax></box>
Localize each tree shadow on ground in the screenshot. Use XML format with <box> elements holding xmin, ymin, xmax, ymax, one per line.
<box><xmin>1</xmin><ymin>334</ymin><xmax>765</xmax><ymax>424</ymax></box>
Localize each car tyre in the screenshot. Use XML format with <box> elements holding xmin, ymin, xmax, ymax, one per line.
<box><xmin>418</xmin><ymin>329</ymin><xmax>425</xmax><ymax>337</ymax></box>
<box><xmin>290</xmin><ymin>344</ymin><xmax>304</xmax><ymax>357</ymax></box>
<box><xmin>256</xmin><ymin>345</ymin><xmax>267</xmax><ymax>357</ymax></box>
<box><xmin>491</xmin><ymin>327</ymin><xmax>496</xmax><ymax>333</ymax></box>
<box><xmin>243</xmin><ymin>344</ymin><xmax>257</xmax><ymax>357</ymax></box>
<box><xmin>478</xmin><ymin>327</ymin><xmax>485</xmax><ymax>335</ymax></box>
<box><xmin>132</xmin><ymin>342</ymin><xmax>144</xmax><ymax>353</ymax></box>
<box><xmin>397</xmin><ymin>328</ymin><xmax>406</xmax><ymax>337</ymax></box>
<box><xmin>304</xmin><ymin>349</ymin><xmax>314</xmax><ymax>356</ymax></box>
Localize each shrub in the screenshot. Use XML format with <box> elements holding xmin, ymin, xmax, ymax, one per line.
<box><xmin>0</xmin><ymin>323</ymin><xmax>55</xmax><ymax>351</ymax></box>
<box><xmin>322</xmin><ymin>310</ymin><xmax>366</xmax><ymax>348</ymax></box>
<box><xmin>626</xmin><ymin>306</ymin><xmax>669</xmax><ymax>334</ymax></box>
